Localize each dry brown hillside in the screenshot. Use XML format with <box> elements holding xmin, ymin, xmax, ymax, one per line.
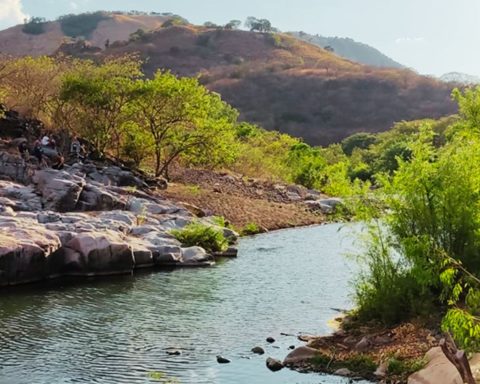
<box><xmin>0</xmin><ymin>13</ymin><xmax>168</xmax><ymax>57</ymax></box>
<box><xmin>0</xmin><ymin>15</ymin><xmax>457</xmax><ymax>144</ymax></box>
<box><xmin>64</xmin><ymin>25</ymin><xmax>456</xmax><ymax>144</ymax></box>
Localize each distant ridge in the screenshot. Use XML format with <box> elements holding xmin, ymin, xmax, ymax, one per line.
<box><xmin>439</xmin><ymin>72</ymin><xmax>480</xmax><ymax>85</ymax></box>
<box><xmin>289</xmin><ymin>31</ymin><xmax>404</xmax><ymax>69</ymax></box>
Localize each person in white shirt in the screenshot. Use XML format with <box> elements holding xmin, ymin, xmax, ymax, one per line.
<box><xmin>41</xmin><ymin>135</ymin><xmax>50</xmax><ymax>147</ymax></box>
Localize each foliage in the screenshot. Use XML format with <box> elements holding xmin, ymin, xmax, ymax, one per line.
<box><xmin>162</xmin><ymin>16</ymin><xmax>188</xmax><ymax>28</ymax></box>
<box><xmin>58</xmin><ymin>12</ymin><xmax>109</xmax><ymax>38</ymax></box>
<box><xmin>225</xmin><ymin>20</ymin><xmax>241</xmax><ymax>30</ymax></box>
<box><xmin>353</xmin><ymin>88</ymin><xmax>480</xmax><ymax>350</ymax></box>
<box><xmin>22</xmin><ymin>17</ymin><xmax>47</xmax><ymax>35</ymax></box>
<box><xmin>127</xmin><ymin>70</ymin><xmax>238</xmax><ymax>177</ymax></box>
<box><xmin>245</xmin><ymin>17</ymin><xmax>273</xmax><ymax>32</ymax></box>
<box><xmin>241</xmin><ymin>222</ymin><xmax>262</xmax><ymax>236</ymax></box>
<box><xmin>341</xmin><ymin>132</ymin><xmax>377</xmax><ymax>156</ymax></box>
<box><xmin>171</xmin><ymin>222</ymin><xmax>228</xmax><ymax>253</ymax></box>
<box><xmin>60</xmin><ymin>56</ymin><xmax>143</xmax><ymax>155</ymax></box>
<box><xmin>387</xmin><ymin>357</ymin><xmax>426</xmax><ymax>377</ymax></box>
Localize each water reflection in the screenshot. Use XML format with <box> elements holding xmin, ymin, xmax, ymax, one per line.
<box><xmin>0</xmin><ymin>223</ymin><xmax>368</xmax><ymax>384</ymax></box>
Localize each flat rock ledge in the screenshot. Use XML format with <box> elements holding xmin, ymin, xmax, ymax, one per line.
<box><xmin>0</xmin><ymin>162</ymin><xmax>238</xmax><ymax>287</ymax></box>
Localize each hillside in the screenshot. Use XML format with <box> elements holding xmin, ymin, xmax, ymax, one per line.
<box><xmin>0</xmin><ymin>14</ymin><xmax>457</xmax><ymax>144</ymax></box>
<box><xmin>59</xmin><ymin>25</ymin><xmax>457</xmax><ymax>144</ymax></box>
<box><xmin>289</xmin><ymin>31</ymin><xmax>404</xmax><ymax>69</ymax></box>
<box><xmin>0</xmin><ymin>13</ymin><xmax>169</xmax><ymax>57</ymax></box>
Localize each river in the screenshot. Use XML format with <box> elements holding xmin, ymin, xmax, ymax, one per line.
<box><xmin>0</xmin><ymin>223</ymin><xmax>368</xmax><ymax>384</ymax></box>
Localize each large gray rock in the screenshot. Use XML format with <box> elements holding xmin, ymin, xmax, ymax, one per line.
<box><xmin>77</xmin><ymin>183</ymin><xmax>125</xmax><ymax>211</ymax></box>
<box><xmin>0</xmin><ymin>225</ymin><xmax>61</xmax><ymax>286</ymax></box>
<box><xmin>0</xmin><ymin>181</ymin><xmax>42</xmax><ymax>211</ymax></box>
<box><xmin>65</xmin><ymin>231</ymin><xmax>135</xmax><ymax>276</ymax></box>
<box><xmin>33</xmin><ymin>169</ymin><xmax>86</xmax><ymax>212</ymax></box>
<box><xmin>181</xmin><ymin>247</ymin><xmax>214</xmax><ymax>266</ymax></box>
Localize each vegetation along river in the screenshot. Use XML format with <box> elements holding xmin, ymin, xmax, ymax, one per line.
<box><xmin>0</xmin><ymin>223</ymin><xmax>370</xmax><ymax>384</ymax></box>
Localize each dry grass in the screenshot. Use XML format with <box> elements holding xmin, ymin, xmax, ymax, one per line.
<box><xmin>162</xmin><ymin>183</ymin><xmax>324</xmax><ymax>231</ymax></box>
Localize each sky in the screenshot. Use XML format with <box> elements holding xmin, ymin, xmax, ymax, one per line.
<box><xmin>1</xmin><ymin>0</ymin><xmax>479</xmax><ymax>77</ymax></box>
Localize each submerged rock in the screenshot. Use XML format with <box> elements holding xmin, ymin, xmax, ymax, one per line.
<box><xmin>251</xmin><ymin>346</ymin><xmax>265</xmax><ymax>355</ymax></box>
<box><xmin>216</xmin><ymin>355</ymin><xmax>231</xmax><ymax>364</ymax></box>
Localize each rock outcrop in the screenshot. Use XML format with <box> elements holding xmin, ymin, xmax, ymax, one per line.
<box><xmin>0</xmin><ymin>150</ymin><xmax>237</xmax><ymax>287</ymax></box>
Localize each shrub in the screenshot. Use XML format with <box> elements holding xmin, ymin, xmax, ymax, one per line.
<box><xmin>241</xmin><ymin>222</ymin><xmax>262</xmax><ymax>236</ymax></box>
<box><xmin>22</xmin><ymin>17</ymin><xmax>47</xmax><ymax>35</ymax></box>
<box><xmin>171</xmin><ymin>222</ymin><xmax>228</xmax><ymax>253</ymax></box>
<box><xmin>58</xmin><ymin>12</ymin><xmax>109</xmax><ymax>38</ymax></box>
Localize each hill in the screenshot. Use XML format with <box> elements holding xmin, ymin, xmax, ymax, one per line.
<box><xmin>289</xmin><ymin>31</ymin><xmax>404</xmax><ymax>69</ymax></box>
<box><xmin>0</xmin><ymin>14</ymin><xmax>457</xmax><ymax>144</ymax></box>
<box><xmin>0</xmin><ymin>12</ymin><xmax>170</xmax><ymax>57</ymax></box>
<box><xmin>58</xmin><ymin>24</ymin><xmax>456</xmax><ymax>144</ymax></box>
<box><xmin>439</xmin><ymin>72</ymin><xmax>480</xmax><ymax>85</ymax></box>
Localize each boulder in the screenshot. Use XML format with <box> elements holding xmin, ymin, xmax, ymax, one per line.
<box><xmin>181</xmin><ymin>246</ymin><xmax>214</xmax><ymax>266</ymax></box>
<box><xmin>283</xmin><ymin>346</ymin><xmax>319</xmax><ymax>365</ymax></box>
<box><xmin>334</xmin><ymin>368</ymin><xmax>353</xmax><ymax>377</ymax></box>
<box><xmin>216</xmin><ymin>356</ymin><xmax>230</xmax><ymax>364</ymax></box>
<box><xmin>65</xmin><ymin>231</ymin><xmax>135</xmax><ymax>276</ymax></box>
<box><xmin>266</xmin><ymin>357</ymin><xmax>284</xmax><ymax>372</ymax></box>
<box><xmin>408</xmin><ymin>347</ymin><xmax>463</xmax><ymax>384</ymax></box>
<box><xmin>0</xmin><ymin>226</ymin><xmax>61</xmax><ymax>286</ymax></box>
<box><xmin>0</xmin><ymin>181</ymin><xmax>42</xmax><ymax>211</ymax></box>
<box><xmin>77</xmin><ymin>184</ymin><xmax>124</xmax><ymax>211</ymax></box>
<box><xmin>251</xmin><ymin>347</ymin><xmax>265</xmax><ymax>355</ymax></box>
<box><xmin>33</xmin><ymin>169</ymin><xmax>86</xmax><ymax>212</ymax></box>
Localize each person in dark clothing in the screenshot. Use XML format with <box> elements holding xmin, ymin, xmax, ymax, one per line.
<box><xmin>32</xmin><ymin>139</ymin><xmax>45</xmax><ymax>167</ymax></box>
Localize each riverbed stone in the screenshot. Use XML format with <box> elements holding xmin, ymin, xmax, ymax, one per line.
<box><xmin>334</xmin><ymin>368</ymin><xmax>353</xmax><ymax>377</ymax></box>
<box><xmin>251</xmin><ymin>347</ymin><xmax>265</xmax><ymax>355</ymax></box>
<box><xmin>266</xmin><ymin>357</ymin><xmax>284</xmax><ymax>372</ymax></box>
<box><xmin>283</xmin><ymin>346</ymin><xmax>319</xmax><ymax>365</ymax></box>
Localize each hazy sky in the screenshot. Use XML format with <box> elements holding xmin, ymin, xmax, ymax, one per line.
<box><xmin>1</xmin><ymin>0</ymin><xmax>479</xmax><ymax>77</ymax></box>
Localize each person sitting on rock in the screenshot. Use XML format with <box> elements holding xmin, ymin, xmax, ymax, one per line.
<box><xmin>33</xmin><ymin>139</ymin><xmax>47</xmax><ymax>168</ymax></box>
<box><xmin>40</xmin><ymin>134</ymin><xmax>50</xmax><ymax>147</ymax></box>
<box><xmin>17</xmin><ymin>139</ymin><xmax>29</xmax><ymax>166</ymax></box>
<box><xmin>70</xmin><ymin>136</ymin><xmax>85</xmax><ymax>163</ymax></box>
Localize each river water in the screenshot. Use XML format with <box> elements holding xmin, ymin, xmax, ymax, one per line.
<box><xmin>0</xmin><ymin>223</ymin><xmax>368</xmax><ymax>384</ymax></box>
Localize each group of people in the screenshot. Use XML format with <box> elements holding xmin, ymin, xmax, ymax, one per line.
<box><xmin>17</xmin><ymin>133</ymin><xmax>86</xmax><ymax>169</ymax></box>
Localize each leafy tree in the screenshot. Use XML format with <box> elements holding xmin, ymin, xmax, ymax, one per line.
<box><xmin>22</xmin><ymin>17</ymin><xmax>47</xmax><ymax>35</ymax></box>
<box><xmin>58</xmin><ymin>12</ymin><xmax>109</xmax><ymax>38</ymax></box>
<box><xmin>341</xmin><ymin>132</ymin><xmax>377</xmax><ymax>156</ymax></box>
<box><xmin>225</xmin><ymin>20</ymin><xmax>241</xmax><ymax>30</ymax></box>
<box><xmin>203</xmin><ymin>21</ymin><xmax>218</xmax><ymax>28</ymax></box>
<box><xmin>60</xmin><ymin>57</ymin><xmax>142</xmax><ymax>155</ymax></box>
<box><xmin>127</xmin><ymin>71</ymin><xmax>238</xmax><ymax>178</ymax></box>
<box><xmin>245</xmin><ymin>17</ymin><xmax>273</xmax><ymax>32</ymax></box>
<box><xmin>0</xmin><ymin>56</ymin><xmax>64</xmax><ymax>122</ymax></box>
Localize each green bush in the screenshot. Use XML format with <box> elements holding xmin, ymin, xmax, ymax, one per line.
<box><xmin>58</xmin><ymin>12</ymin><xmax>109</xmax><ymax>38</ymax></box>
<box><xmin>171</xmin><ymin>222</ymin><xmax>228</xmax><ymax>253</ymax></box>
<box><xmin>241</xmin><ymin>222</ymin><xmax>262</xmax><ymax>236</ymax></box>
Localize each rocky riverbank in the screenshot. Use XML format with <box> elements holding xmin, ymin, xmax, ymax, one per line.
<box><xmin>282</xmin><ymin>318</ymin><xmax>480</xmax><ymax>383</ymax></box>
<box><xmin>0</xmin><ymin>159</ymin><xmax>241</xmax><ymax>287</ymax></box>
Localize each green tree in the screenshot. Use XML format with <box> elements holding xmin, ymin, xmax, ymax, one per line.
<box><xmin>128</xmin><ymin>71</ymin><xmax>238</xmax><ymax>178</ymax></box>
<box><xmin>225</xmin><ymin>20</ymin><xmax>241</xmax><ymax>30</ymax></box>
<box><xmin>60</xmin><ymin>57</ymin><xmax>142</xmax><ymax>155</ymax></box>
<box><xmin>245</xmin><ymin>17</ymin><xmax>273</xmax><ymax>32</ymax></box>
